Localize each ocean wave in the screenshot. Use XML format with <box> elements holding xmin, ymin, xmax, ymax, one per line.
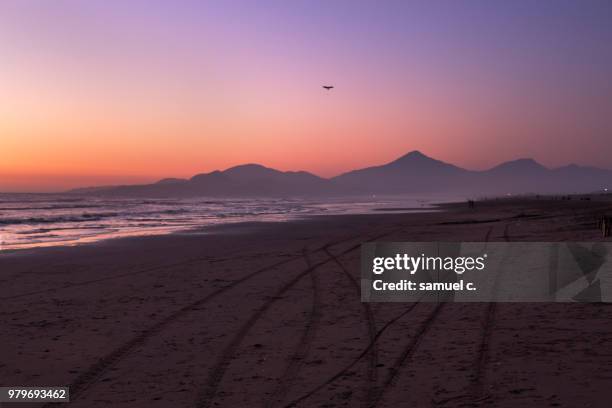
<box><xmin>0</xmin><ymin>207</ymin><xmax>193</xmax><ymax>225</ymax></box>
<box><xmin>0</xmin><ymin>212</ymin><xmax>119</xmax><ymax>225</ymax></box>
<box><xmin>15</xmin><ymin>225</ymin><xmax>109</xmax><ymax>234</ymax></box>
<box><xmin>0</xmin><ymin>204</ymin><xmax>102</xmax><ymax>211</ymax></box>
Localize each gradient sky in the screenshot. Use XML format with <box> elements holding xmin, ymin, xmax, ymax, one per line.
<box><xmin>1</xmin><ymin>0</ymin><xmax>612</xmax><ymax>192</ymax></box>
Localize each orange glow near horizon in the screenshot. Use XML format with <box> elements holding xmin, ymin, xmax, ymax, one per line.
<box><xmin>1</xmin><ymin>2</ymin><xmax>611</xmax><ymax>192</ymax></box>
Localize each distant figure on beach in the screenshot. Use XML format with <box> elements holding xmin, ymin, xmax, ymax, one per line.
<box><xmin>322</xmin><ymin>85</ymin><xmax>334</xmax><ymax>90</ymax></box>
<box><xmin>600</xmin><ymin>216</ymin><xmax>611</xmax><ymax>238</ymax></box>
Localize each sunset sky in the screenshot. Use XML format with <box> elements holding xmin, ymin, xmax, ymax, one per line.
<box><xmin>1</xmin><ymin>1</ymin><xmax>612</xmax><ymax>192</ymax></box>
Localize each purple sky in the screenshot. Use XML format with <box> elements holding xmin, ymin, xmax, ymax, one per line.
<box><xmin>1</xmin><ymin>0</ymin><xmax>611</xmax><ymax>191</ymax></box>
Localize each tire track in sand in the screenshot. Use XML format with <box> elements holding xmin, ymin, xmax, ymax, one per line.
<box><xmin>435</xmin><ymin>223</ymin><xmax>510</xmax><ymax>406</ymax></box>
<box><xmin>263</xmin><ymin>248</ymin><xmax>323</xmax><ymax>408</ymax></box>
<box><xmin>195</xmin><ymin>229</ymin><xmax>405</xmax><ymax>408</ymax></box>
<box><xmin>469</xmin><ymin>222</ymin><xmax>511</xmax><ymax>400</ymax></box>
<box><xmin>323</xmin><ymin>246</ymin><xmax>378</xmax><ymax>407</ymax></box>
<box><xmin>41</xmin><ymin>236</ymin><xmax>359</xmax><ymax>408</ymax></box>
<box><xmin>372</xmin><ymin>226</ymin><xmax>497</xmax><ymax>407</ymax></box>
<box><xmin>369</xmin><ymin>302</ymin><xmax>445</xmax><ymax>408</ymax></box>
<box><xmin>283</xmin><ymin>302</ymin><xmax>421</xmax><ymax>408</ymax></box>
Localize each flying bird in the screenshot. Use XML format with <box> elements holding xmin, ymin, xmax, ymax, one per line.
<box><xmin>322</xmin><ymin>85</ymin><xmax>334</xmax><ymax>90</ymax></box>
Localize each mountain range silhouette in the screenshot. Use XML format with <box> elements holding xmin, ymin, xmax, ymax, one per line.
<box><xmin>70</xmin><ymin>151</ymin><xmax>612</xmax><ymax>197</ymax></box>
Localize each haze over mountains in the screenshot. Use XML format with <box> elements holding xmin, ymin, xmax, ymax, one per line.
<box><xmin>70</xmin><ymin>151</ymin><xmax>612</xmax><ymax>197</ymax></box>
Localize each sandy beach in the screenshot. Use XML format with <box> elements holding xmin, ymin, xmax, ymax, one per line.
<box><xmin>2</xmin><ymin>197</ymin><xmax>612</xmax><ymax>408</ymax></box>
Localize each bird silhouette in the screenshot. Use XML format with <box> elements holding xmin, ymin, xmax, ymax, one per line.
<box><xmin>322</xmin><ymin>85</ymin><xmax>334</xmax><ymax>90</ymax></box>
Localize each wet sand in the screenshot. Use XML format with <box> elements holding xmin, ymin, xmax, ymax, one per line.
<box><xmin>1</xmin><ymin>197</ymin><xmax>612</xmax><ymax>407</ymax></box>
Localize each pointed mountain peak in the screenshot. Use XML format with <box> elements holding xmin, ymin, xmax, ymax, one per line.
<box><xmin>385</xmin><ymin>150</ymin><xmax>463</xmax><ymax>171</ymax></box>
<box><xmin>388</xmin><ymin>150</ymin><xmax>439</xmax><ymax>166</ymax></box>
<box><xmin>395</xmin><ymin>150</ymin><xmax>430</xmax><ymax>161</ymax></box>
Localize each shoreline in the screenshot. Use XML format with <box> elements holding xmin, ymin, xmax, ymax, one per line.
<box><xmin>0</xmin><ymin>202</ymin><xmax>448</xmax><ymax>255</ymax></box>
<box><xmin>0</xmin><ymin>194</ymin><xmax>452</xmax><ymax>253</ymax></box>
<box><xmin>4</xmin><ymin>192</ymin><xmax>610</xmax><ymax>256</ymax></box>
<box><xmin>3</xmin><ymin>192</ymin><xmax>609</xmax><ymax>254</ymax></box>
<box><xmin>1</xmin><ymin>194</ymin><xmax>609</xmax><ymax>262</ymax></box>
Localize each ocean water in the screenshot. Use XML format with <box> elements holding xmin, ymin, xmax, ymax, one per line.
<box><xmin>0</xmin><ymin>194</ymin><xmax>453</xmax><ymax>250</ymax></box>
